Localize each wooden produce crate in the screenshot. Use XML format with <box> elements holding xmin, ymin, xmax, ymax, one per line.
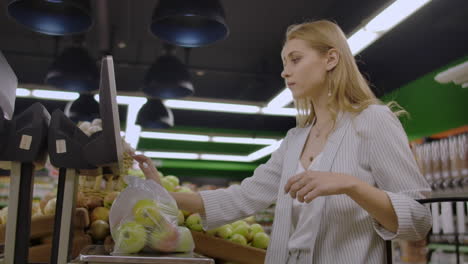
<box><xmin>0</xmin><ymin>208</ymin><xmax>91</xmax><ymax>263</ymax></box>
<box><xmin>191</xmin><ymin>231</ymin><xmax>266</xmax><ymax>264</ymax></box>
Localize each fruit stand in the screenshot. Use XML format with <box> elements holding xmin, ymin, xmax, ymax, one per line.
<box><xmin>1</xmin><ymin>55</ymin><xmax>269</xmax><ymax>263</ymax></box>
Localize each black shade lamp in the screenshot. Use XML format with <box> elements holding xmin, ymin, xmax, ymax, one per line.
<box><xmin>150</xmin><ymin>0</ymin><xmax>229</xmax><ymax>47</ymax></box>
<box><xmin>7</xmin><ymin>0</ymin><xmax>93</xmax><ymax>36</ymax></box>
<box><xmin>64</xmin><ymin>93</ymin><xmax>99</xmax><ymax>122</ymax></box>
<box><xmin>45</xmin><ymin>46</ymin><xmax>99</xmax><ymax>92</ymax></box>
<box><xmin>136</xmin><ymin>99</ymin><xmax>174</xmax><ymax>129</ymax></box>
<box><xmin>143</xmin><ymin>44</ymin><xmax>194</xmax><ymax>99</ymax></box>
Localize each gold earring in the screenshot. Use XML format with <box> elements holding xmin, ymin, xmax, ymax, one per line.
<box><xmin>328</xmin><ymin>88</ymin><xmax>332</xmax><ymax>97</ymax></box>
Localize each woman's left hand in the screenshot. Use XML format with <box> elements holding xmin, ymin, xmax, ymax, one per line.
<box><xmin>284</xmin><ymin>171</ymin><xmax>358</xmax><ymax>203</ymax></box>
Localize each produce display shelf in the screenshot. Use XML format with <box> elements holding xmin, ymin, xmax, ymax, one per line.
<box><xmin>191</xmin><ymin>230</ymin><xmax>266</xmax><ymax>264</ymax></box>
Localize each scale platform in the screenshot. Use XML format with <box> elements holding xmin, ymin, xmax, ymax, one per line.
<box><xmin>73</xmin><ymin>245</ymin><xmax>214</xmax><ymax>264</ymax></box>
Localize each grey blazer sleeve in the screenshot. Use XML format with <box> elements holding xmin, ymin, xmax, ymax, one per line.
<box><xmin>198</xmin><ymin>130</ymin><xmax>292</xmax><ymax>230</ymax></box>
<box><xmin>366</xmin><ymin>105</ymin><xmax>432</xmax><ymax>241</ymax></box>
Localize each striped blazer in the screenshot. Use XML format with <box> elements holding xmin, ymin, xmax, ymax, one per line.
<box><xmin>200</xmin><ymin>105</ymin><xmax>432</xmax><ymax>263</ymax></box>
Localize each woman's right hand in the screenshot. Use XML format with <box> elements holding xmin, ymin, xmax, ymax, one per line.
<box><xmin>131</xmin><ymin>154</ymin><xmax>162</xmax><ymax>185</ymax></box>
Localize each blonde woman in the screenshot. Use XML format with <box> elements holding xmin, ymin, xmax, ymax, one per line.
<box><xmin>134</xmin><ymin>20</ymin><xmax>431</xmax><ymax>263</ymax></box>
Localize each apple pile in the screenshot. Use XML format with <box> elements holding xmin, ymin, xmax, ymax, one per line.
<box><xmin>158</xmin><ymin>175</ymin><xmax>270</xmax><ymax>250</ymax></box>
<box><xmin>112</xmin><ymin>198</ymin><xmax>194</xmax><ymax>254</ymax></box>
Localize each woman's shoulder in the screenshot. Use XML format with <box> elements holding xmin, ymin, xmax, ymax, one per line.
<box><xmin>354</xmin><ymin>104</ymin><xmax>396</xmax><ymax>123</ymax></box>
<box><xmin>351</xmin><ymin>104</ymin><xmax>402</xmax><ymax>136</ymax></box>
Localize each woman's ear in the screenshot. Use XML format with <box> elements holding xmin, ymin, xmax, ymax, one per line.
<box><xmin>326</xmin><ymin>48</ymin><xmax>339</xmax><ymax>71</ymax></box>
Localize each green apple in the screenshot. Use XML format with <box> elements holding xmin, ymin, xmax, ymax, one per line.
<box><xmin>250</xmin><ymin>223</ymin><xmax>264</xmax><ymax>236</ymax></box>
<box><xmin>216</xmin><ymin>224</ymin><xmax>232</xmax><ymax>239</ymax></box>
<box><xmin>164</xmin><ymin>175</ymin><xmax>180</xmax><ymax>187</ymax></box>
<box><xmin>174</xmin><ymin>226</ymin><xmax>194</xmax><ymax>252</ymax></box>
<box><xmin>181</xmin><ymin>210</ymin><xmax>191</xmax><ymax>218</ymax></box>
<box><xmin>185</xmin><ymin>214</ymin><xmax>203</xmax><ymax>232</ymax></box>
<box><xmin>232</xmin><ymin>224</ymin><xmax>249</xmax><ymax>240</ymax></box>
<box><xmin>161</xmin><ymin>178</ymin><xmax>176</xmax><ymax>192</ymax></box>
<box><xmin>244</xmin><ymin>216</ymin><xmax>256</xmax><ymax>224</ymax></box>
<box><xmin>229</xmin><ymin>233</ymin><xmax>247</xmax><ymax>245</ymax></box>
<box><xmin>114</xmin><ymin>221</ymin><xmax>146</xmax><ymax>254</ymax></box>
<box><xmin>175</xmin><ymin>186</ymin><xmax>193</xmax><ymax>193</ymax></box>
<box><xmin>177</xmin><ymin>210</ymin><xmax>185</xmax><ymax>226</ymax></box>
<box><xmin>252</xmin><ymin>232</ymin><xmax>269</xmax><ymax>249</ymax></box>
<box><xmin>148</xmin><ymin>224</ymin><xmax>179</xmax><ymax>252</ymax></box>
<box><xmin>231</xmin><ymin>220</ymin><xmax>248</xmax><ymax>229</ymax></box>
<box><xmin>132</xmin><ymin>199</ymin><xmax>162</xmax><ymax>227</ymax></box>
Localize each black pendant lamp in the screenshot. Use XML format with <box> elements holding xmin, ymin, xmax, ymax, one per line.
<box><xmin>143</xmin><ymin>45</ymin><xmax>194</xmax><ymax>99</ymax></box>
<box><xmin>7</xmin><ymin>0</ymin><xmax>93</xmax><ymax>36</ymax></box>
<box><xmin>136</xmin><ymin>99</ymin><xmax>174</xmax><ymax>129</ymax></box>
<box><xmin>64</xmin><ymin>93</ymin><xmax>99</xmax><ymax>123</ymax></box>
<box><xmin>45</xmin><ymin>46</ymin><xmax>99</xmax><ymax>92</ymax></box>
<box><xmin>150</xmin><ymin>0</ymin><xmax>229</xmax><ymax>47</ymax></box>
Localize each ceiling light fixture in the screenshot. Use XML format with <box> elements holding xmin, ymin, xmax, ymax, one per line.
<box><xmin>136</xmin><ymin>99</ymin><xmax>174</xmax><ymax>129</ymax></box>
<box><xmin>143</xmin><ymin>44</ymin><xmax>194</xmax><ymax>99</ymax></box>
<box><xmin>141</xmin><ymin>131</ymin><xmax>210</xmax><ymax>142</ymax></box>
<box><xmin>211</xmin><ymin>136</ymin><xmax>277</xmax><ymax>145</ymax></box>
<box><xmin>32</xmin><ymin>89</ymin><xmax>79</xmax><ymax>100</ymax></box>
<box><xmin>64</xmin><ymin>93</ymin><xmax>99</xmax><ymax>122</ymax></box>
<box><xmin>7</xmin><ymin>0</ymin><xmax>93</xmax><ymax>35</ymax></box>
<box><xmin>144</xmin><ymin>151</ymin><xmax>199</xmax><ymax>160</ymax></box>
<box><xmin>150</xmin><ymin>0</ymin><xmax>229</xmax><ymax>47</ymax></box>
<box><xmin>45</xmin><ymin>46</ymin><xmax>99</xmax><ymax>92</ymax></box>
<box><xmin>164</xmin><ymin>99</ymin><xmax>260</xmax><ymax>114</ymax></box>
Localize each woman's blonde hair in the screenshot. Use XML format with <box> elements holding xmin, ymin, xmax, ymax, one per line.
<box><xmin>285</xmin><ymin>20</ymin><xmax>406</xmax><ymax>127</ymax></box>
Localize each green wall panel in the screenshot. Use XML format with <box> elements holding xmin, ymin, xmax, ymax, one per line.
<box><xmin>382</xmin><ymin>56</ymin><xmax>468</xmax><ymax>140</ymax></box>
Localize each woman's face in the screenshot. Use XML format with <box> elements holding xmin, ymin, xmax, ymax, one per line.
<box><xmin>281</xmin><ymin>39</ymin><xmax>328</xmax><ymax>99</ymax></box>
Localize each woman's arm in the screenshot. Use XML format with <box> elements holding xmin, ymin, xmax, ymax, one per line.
<box><xmin>171</xmin><ymin>192</ymin><xmax>205</xmax><ymax>214</ymax></box>
<box><xmin>345</xmin><ymin>177</ymin><xmax>398</xmax><ymax>232</ymax></box>
<box><xmin>132</xmin><ymin>154</ymin><xmax>205</xmax><ymax>214</ymax></box>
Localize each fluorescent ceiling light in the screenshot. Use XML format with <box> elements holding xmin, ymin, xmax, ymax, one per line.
<box><xmin>366</xmin><ymin>0</ymin><xmax>431</xmax><ymax>32</ymax></box>
<box><xmin>347</xmin><ymin>29</ymin><xmax>379</xmax><ymax>55</ymax></box>
<box><xmin>32</xmin><ymin>89</ymin><xmax>79</xmax><ymax>100</ymax></box>
<box><xmin>248</xmin><ymin>140</ymin><xmax>283</xmax><ymax>161</ymax></box>
<box><xmin>141</xmin><ymin>131</ymin><xmax>210</xmax><ymax>142</ymax></box>
<box><xmin>261</xmin><ymin>107</ymin><xmax>297</xmax><ymax>116</ymax></box>
<box><xmin>200</xmin><ymin>154</ymin><xmax>250</xmax><ymax>162</ymax></box>
<box><xmin>144</xmin><ymin>151</ymin><xmax>199</xmax><ymax>160</ymax></box>
<box><xmin>95</xmin><ymin>94</ymin><xmax>147</xmax><ymax>105</ymax></box>
<box><xmin>16</xmin><ymin>88</ymin><xmax>31</xmax><ymax>97</ymax></box>
<box><xmin>267</xmin><ymin>88</ymin><xmax>293</xmax><ymax>108</ymax></box>
<box><xmin>211</xmin><ymin>136</ymin><xmax>277</xmax><ymax>145</ymax></box>
<box><xmin>164</xmin><ymin>99</ymin><xmax>261</xmax><ymax>114</ymax></box>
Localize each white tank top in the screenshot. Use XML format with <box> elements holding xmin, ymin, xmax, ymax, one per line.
<box><xmin>288</xmin><ymin>152</ymin><xmax>323</xmax><ymax>250</ymax></box>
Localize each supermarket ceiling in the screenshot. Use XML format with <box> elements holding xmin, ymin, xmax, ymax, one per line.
<box><xmin>1</xmin><ymin>0</ymin><xmax>468</xmax><ymax>179</ymax></box>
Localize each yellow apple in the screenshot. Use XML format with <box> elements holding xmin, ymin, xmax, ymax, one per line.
<box><xmin>132</xmin><ymin>199</ymin><xmax>162</xmax><ymax>227</ymax></box>
<box><xmin>185</xmin><ymin>214</ymin><xmax>203</xmax><ymax>232</ymax></box>
<box><xmin>174</xmin><ymin>226</ymin><xmax>194</xmax><ymax>252</ymax></box>
<box><xmin>90</xmin><ymin>207</ymin><xmax>109</xmax><ymax>223</ymax></box>
<box><xmin>230</xmin><ymin>233</ymin><xmax>247</xmax><ymax>245</ymax></box>
<box><xmin>252</xmin><ymin>232</ymin><xmax>269</xmax><ymax>249</ymax></box>
<box><xmin>148</xmin><ymin>224</ymin><xmax>179</xmax><ymax>252</ymax></box>
<box><xmin>114</xmin><ymin>221</ymin><xmax>146</xmax><ymax>254</ymax></box>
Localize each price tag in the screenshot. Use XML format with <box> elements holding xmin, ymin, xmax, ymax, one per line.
<box><xmin>56</xmin><ymin>139</ymin><xmax>67</xmax><ymax>154</ymax></box>
<box><xmin>19</xmin><ymin>135</ymin><xmax>32</xmax><ymax>150</ymax></box>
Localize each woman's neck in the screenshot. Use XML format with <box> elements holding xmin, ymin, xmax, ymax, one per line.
<box><xmin>310</xmin><ymin>90</ymin><xmax>333</xmax><ymax>126</ymax></box>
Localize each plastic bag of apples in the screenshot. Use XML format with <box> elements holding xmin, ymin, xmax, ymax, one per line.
<box><xmin>109</xmin><ymin>176</ymin><xmax>195</xmax><ymax>254</ymax></box>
